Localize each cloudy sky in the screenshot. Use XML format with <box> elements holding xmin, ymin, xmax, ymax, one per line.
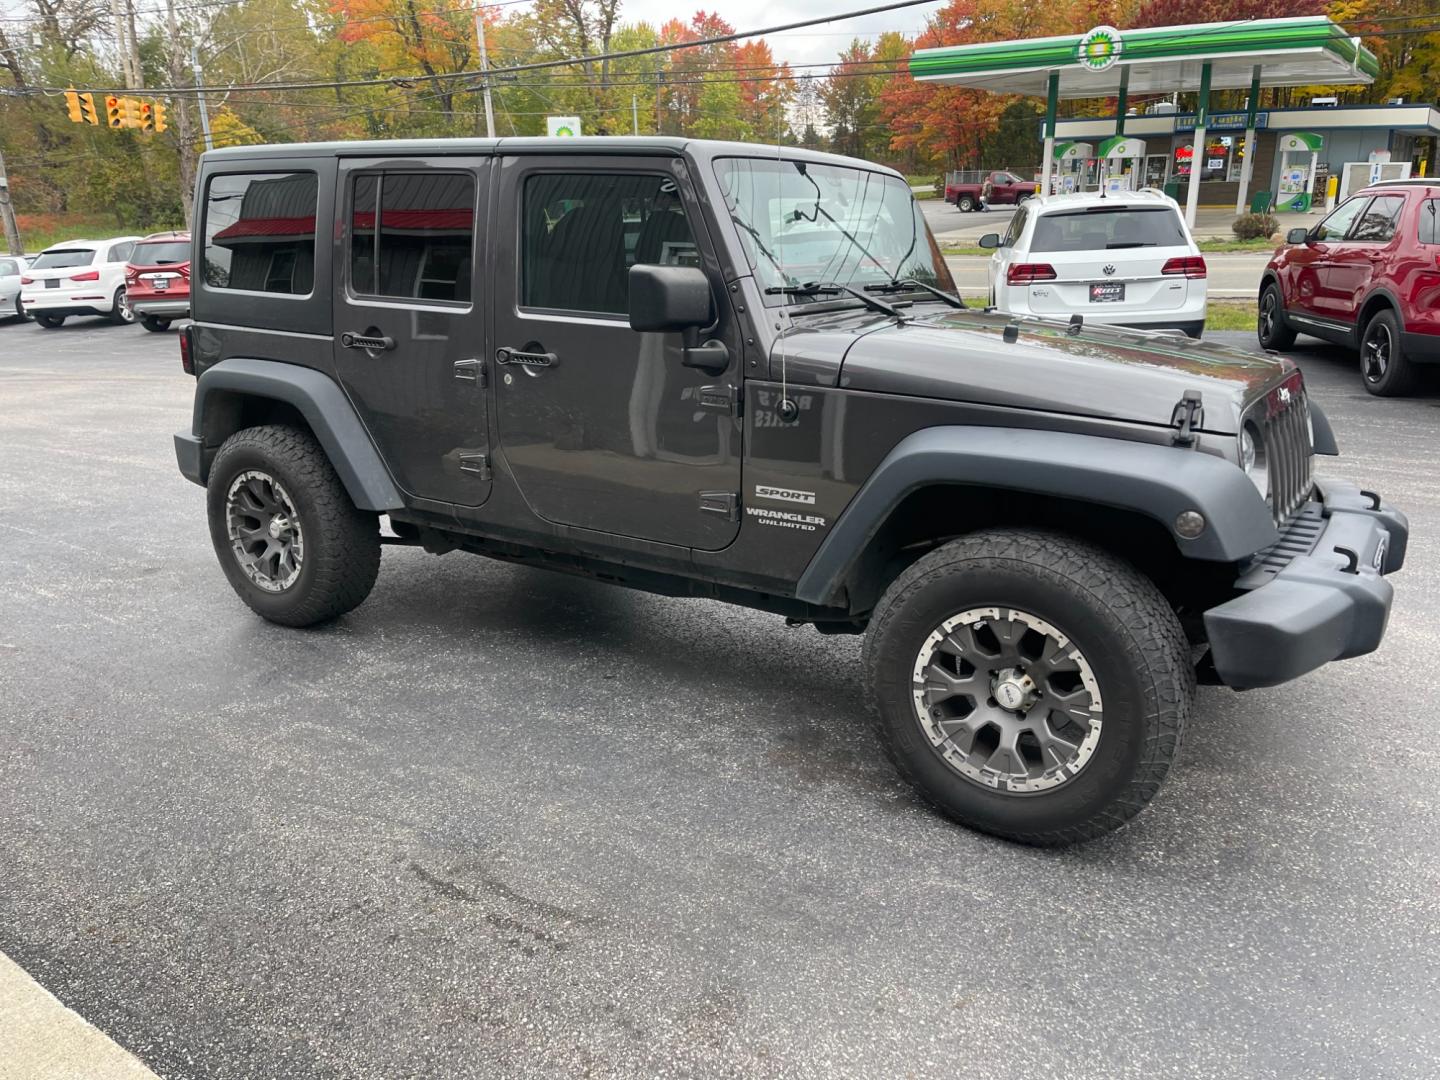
<box><xmin>618</xmin><ymin>0</ymin><xmax>938</xmax><ymax>67</ymax></box>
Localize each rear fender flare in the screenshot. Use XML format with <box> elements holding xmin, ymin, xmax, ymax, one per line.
<box><xmin>190</xmin><ymin>357</ymin><xmax>403</xmax><ymax>511</ymax></box>
<box><xmin>794</xmin><ymin>425</ymin><xmax>1279</xmax><ymax>607</ymax></box>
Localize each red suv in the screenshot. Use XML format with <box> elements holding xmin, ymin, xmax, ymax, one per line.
<box><xmin>1259</xmin><ymin>179</ymin><xmax>1440</xmax><ymax>396</ymax></box>
<box><xmin>124</xmin><ymin>231</ymin><xmax>191</xmax><ymax>332</ymax></box>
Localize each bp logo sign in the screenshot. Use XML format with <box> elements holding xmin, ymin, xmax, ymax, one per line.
<box><xmin>1077</xmin><ymin>26</ymin><xmax>1123</xmax><ymax>71</ymax></box>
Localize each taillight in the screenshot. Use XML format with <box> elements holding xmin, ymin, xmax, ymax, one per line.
<box><xmin>19</xmin><ymin>276</ymin><xmax>32</xmax><ymax>285</ymax></box>
<box><xmin>125</xmin><ymin>267</ymin><xmax>140</xmax><ymax>285</ymax></box>
<box><xmin>179</xmin><ymin>325</ymin><xmax>194</xmax><ymax>375</ymax></box>
<box><xmin>1006</xmin><ymin>262</ymin><xmax>1057</xmax><ymax>285</ymax></box>
<box><xmin>1162</xmin><ymin>256</ymin><xmax>1207</xmax><ymax>279</ymax></box>
<box><xmin>178</xmin><ymin>264</ymin><xmax>191</xmax><ymax>280</ymax></box>
<box><xmin>70</xmin><ymin>269</ymin><xmax>100</xmax><ymax>282</ymax></box>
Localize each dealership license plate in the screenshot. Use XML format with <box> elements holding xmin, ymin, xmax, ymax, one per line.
<box><xmin>45</xmin><ymin>279</ymin><xmax>59</xmax><ymax>289</ymax></box>
<box><xmin>152</xmin><ymin>278</ymin><xmax>170</xmax><ymax>291</ymax></box>
<box><xmin>1089</xmin><ymin>282</ymin><xmax>1125</xmax><ymax>303</ymax></box>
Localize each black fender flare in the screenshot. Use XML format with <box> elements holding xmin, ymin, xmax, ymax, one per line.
<box><xmin>188</xmin><ymin>357</ymin><xmax>404</xmax><ymax>511</ymax></box>
<box><xmin>793</xmin><ymin>425</ymin><xmax>1279</xmax><ymax>607</ymax></box>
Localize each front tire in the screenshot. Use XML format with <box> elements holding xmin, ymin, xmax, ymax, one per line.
<box><xmin>140</xmin><ymin>314</ymin><xmax>172</xmax><ymax>332</ymax></box>
<box><xmin>1360</xmin><ymin>308</ymin><xmax>1417</xmax><ymax>397</ymax></box>
<box><xmin>957</xmin><ymin>194</ymin><xmax>977</xmax><ymax>212</ymax></box>
<box><xmin>1257</xmin><ymin>284</ymin><xmax>1296</xmax><ymax>351</ymax></box>
<box><xmin>863</xmin><ymin>529</ymin><xmax>1193</xmax><ymax>845</ymax></box>
<box><xmin>206</xmin><ymin>425</ymin><xmax>381</xmax><ymax>627</ymax></box>
<box><xmin>35</xmin><ymin>314</ymin><xmax>64</xmax><ymax>328</ymax></box>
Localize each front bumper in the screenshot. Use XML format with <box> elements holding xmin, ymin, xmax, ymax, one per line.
<box><xmin>1203</xmin><ymin>478</ymin><xmax>1408</xmax><ymax>689</ymax></box>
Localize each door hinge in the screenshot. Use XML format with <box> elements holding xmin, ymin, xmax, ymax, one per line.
<box><xmin>698</xmin><ymin>491</ymin><xmax>739</xmax><ymax>521</ymax></box>
<box><xmin>454</xmin><ymin>358</ymin><xmax>486</xmax><ymax>386</ymax></box>
<box><xmin>697</xmin><ymin>383</ymin><xmax>741</xmax><ymax>417</ymax></box>
<box><xmin>459</xmin><ymin>453</ymin><xmax>491</xmax><ymax>480</ymax></box>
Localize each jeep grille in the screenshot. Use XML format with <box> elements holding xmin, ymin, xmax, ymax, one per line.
<box><xmin>1262</xmin><ymin>384</ymin><xmax>1314</xmax><ymax>526</ymax></box>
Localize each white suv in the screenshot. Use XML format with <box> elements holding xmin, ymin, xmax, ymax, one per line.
<box><xmin>20</xmin><ymin>236</ymin><xmax>141</xmax><ymax>328</ymax></box>
<box><xmin>980</xmin><ymin>191</ymin><xmax>1207</xmax><ymax>338</ymax></box>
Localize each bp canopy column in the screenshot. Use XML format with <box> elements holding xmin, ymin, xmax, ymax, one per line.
<box><xmin>1039</xmin><ymin>71</ymin><xmax>1059</xmax><ymax>197</ymax></box>
<box><xmin>1184</xmin><ymin>62</ymin><xmax>1211</xmax><ymax>230</ymax></box>
<box><xmin>1234</xmin><ymin>65</ymin><xmax>1263</xmax><ymax>216</ymax></box>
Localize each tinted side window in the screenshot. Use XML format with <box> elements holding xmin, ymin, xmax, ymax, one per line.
<box><xmin>349</xmin><ymin>171</ymin><xmax>475</xmax><ymax>302</ymax></box>
<box><xmin>523</xmin><ymin>172</ymin><xmax>697</xmax><ymax>316</ymax></box>
<box><xmin>0</xmin><ymin>258</ymin><xmax>16</xmax><ymax>276</ymax></box>
<box><xmin>203</xmin><ymin>171</ymin><xmax>318</xmax><ymax>293</ymax></box>
<box><xmin>1350</xmin><ymin>195</ymin><xmax>1405</xmax><ymax>243</ymax></box>
<box><xmin>1003</xmin><ymin>206</ymin><xmax>1026</xmax><ymax>246</ymax></box>
<box><xmin>108</xmin><ymin>241</ymin><xmax>135</xmax><ymax>262</ymax></box>
<box><xmin>1313</xmin><ymin>196</ymin><xmax>1367</xmax><ymax>243</ymax></box>
<box><xmin>1421</xmin><ymin>199</ymin><xmax>1439</xmax><ymax>246</ymax></box>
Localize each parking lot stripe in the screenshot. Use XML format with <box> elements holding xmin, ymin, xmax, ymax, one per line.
<box><xmin>0</xmin><ymin>951</ymin><xmax>160</xmax><ymax>1080</ymax></box>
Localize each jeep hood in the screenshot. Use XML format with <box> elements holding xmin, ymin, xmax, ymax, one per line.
<box><xmin>823</xmin><ymin>309</ymin><xmax>1291</xmax><ymax>435</ymax></box>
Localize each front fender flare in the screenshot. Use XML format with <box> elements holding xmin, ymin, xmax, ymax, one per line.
<box><xmin>794</xmin><ymin>425</ymin><xmax>1278</xmax><ymax>607</ymax></box>
<box><xmin>187</xmin><ymin>357</ymin><xmax>404</xmax><ymax>511</ymax></box>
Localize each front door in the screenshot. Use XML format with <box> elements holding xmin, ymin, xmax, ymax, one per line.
<box><xmin>1324</xmin><ymin>193</ymin><xmax>1404</xmax><ymax>327</ymax></box>
<box><xmin>332</xmin><ymin>158</ymin><xmax>491</xmax><ymax>507</ymax></box>
<box><xmin>490</xmin><ymin>156</ymin><xmax>742</xmax><ymax>551</ymax></box>
<box><xmin>1289</xmin><ymin>195</ymin><xmax>1368</xmax><ymax>324</ymax></box>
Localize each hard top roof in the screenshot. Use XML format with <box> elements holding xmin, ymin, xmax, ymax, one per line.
<box><xmin>1030</xmin><ymin>190</ymin><xmax>1181</xmax><ymax>212</ymax></box>
<box><xmin>200</xmin><ymin>136</ymin><xmax>905</xmax><ymax>178</ymax></box>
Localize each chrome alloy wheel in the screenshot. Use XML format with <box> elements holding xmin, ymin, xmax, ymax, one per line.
<box><xmin>114</xmin><ymin>286</ymin><xmax>135</xmax><ymax>323</ymax></box>
<box><xmin>911</xmin><ymin>607</ymin><xmax>1103</xmax><ymax>793</ymax></box>
<box><xmin>225</xmin><ymin>470</ymin><xmax>305</xmax><ymax>592</ymax></box>
<box><xmin>1362</xmin><ymin>320</ymin><xmax>1391</xmax><ymax>384</ymax></box>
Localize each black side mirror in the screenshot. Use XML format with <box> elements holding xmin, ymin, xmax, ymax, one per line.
<box><xmin>1286</xmin><ymin>227</ymin><xmax>1311</xmax><ymax>245</ymax></box>
<box><xmin>978</xmin><ymin>233</ymin><xmax>1001</xmax><ymax>249</ymax></box>
<box><xmin>628</xmin><ymin>264</ymin><xmax>728</xmax><ymax>375</ymax></box>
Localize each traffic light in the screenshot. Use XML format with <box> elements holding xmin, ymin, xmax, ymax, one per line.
<box><xmin>65</xmin><ymin>89</ymin><xmax>82</xmax><ymax>123</ymax></box>
<box><xmin>121</xmin><ymin>97</ymin><xmax>144</xmax><ymax>129</ymax></box>
<box><xmin>152</xmin><ymin>102</ymin><xmax>167</xmax><ymax>133</ymax></box>
<box><xmin>139</xmin><ymin>101</ymin><xmax>154</xmax><ymax>132</ymax></box>
<box><xmin>106</xmin><ymin>95</ymin><xmax>123</xmax><ymax>128</ymax></box>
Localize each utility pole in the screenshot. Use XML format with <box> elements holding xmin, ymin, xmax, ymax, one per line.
<box><xmin>192</xmin><ymin>48</ymin><xmax>214</xmax><ymax>152</ymax></box>
<box><xmin>473</xmin><ymin>6</ymin><xmax>496</xmax><ymax>139</ymax></box>
<box><xmin>165</xmin><ymin>0</ymin><xmax>198</xmax><ymax>223</ymax></box>
<box><xmin>0</xmin><ymin>146</ymin><xmax>24</xmax><ymax>255</ymax></box>
<box><xmin>632</xmin><ymin>94</ymin><xmax>638</xmax><ymax>135</ymax></box>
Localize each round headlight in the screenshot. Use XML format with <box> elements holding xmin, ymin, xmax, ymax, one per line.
<box><xmin>1240</xmin><ymin>422</ymin><xmax>1268</xmax><ymax>498</ymax></box>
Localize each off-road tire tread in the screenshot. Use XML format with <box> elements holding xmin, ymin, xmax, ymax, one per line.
<box><xmin>863</xmin><ymin>528</ymin><xmax>1194</xmax><ymax>846</ymax></box>
<box><xmin>208</xmin><ymin>425</ymin><xmax>380</xmax><ymax>627</ymax></box>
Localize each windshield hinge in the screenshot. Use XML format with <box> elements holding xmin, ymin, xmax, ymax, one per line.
<box><xmin>1170</xmin><ymin>390</ymin><xmax>1204</xmax><ymax>447</ymax></box>
<box><xmin>699</xmin><ymin>491</ymin><xmax>739</xmax><ymax>521</ymax></box>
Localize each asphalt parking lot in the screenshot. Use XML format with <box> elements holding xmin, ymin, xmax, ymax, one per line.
<box><xmin>2</xmin><ymin>314</ymin><xmax>1438</xmax><ymax>1079</ymax></box>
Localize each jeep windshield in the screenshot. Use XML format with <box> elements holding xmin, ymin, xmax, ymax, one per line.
<box><xmin>716</xmin><ymin>157</ymin><xmax>955</xmax><ymax>305</ymax></box>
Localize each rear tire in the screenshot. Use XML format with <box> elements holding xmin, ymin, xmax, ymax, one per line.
<box><xmin>1360</xmin><ymin>308</ymin><xmax>1417</xmax><ymax>397</ymax></box>
<box><xmin>140</xmin><ymin>314</ymin><xmax>172</xmax><ymax>332</ymax></box>
<box><xmin>958</xmin><ymin>194</ymin><xmax>977</xmax><ymax>212</ymax></box>
<box><xmin>110</xmin><ymin>286</ymin><xmax>135</xmax><ymax>325</ymax></box>
<box><xmin>1257</xmin><ymin>284</ymin><xmax>1297</xmax><ymax>351</ymax></box>
<box><xmin>863</xmin><ymin>529</ymin><xmax>1193</xmax><ymax>845</ymax></box>
<box><xmin>35</xmin><ymin>314</ymin><xmax>64</xmax><ymax>328</ymax></box>
<box><xmin>206</xmin><ymin>425</ymin><xmax>381</xmax><ymax>627</ymax></box>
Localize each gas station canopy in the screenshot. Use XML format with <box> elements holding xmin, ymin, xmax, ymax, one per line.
<box><xmin>909</xmin><ymin>17</ymin><xmax>1379</xmax><ymax>97</ymax></box>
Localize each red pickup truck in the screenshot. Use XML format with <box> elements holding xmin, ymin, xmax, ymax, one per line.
<box><xmin>944</xmin><ymin>170</ymin><xmax>1037</xmax><ymax>212</ymax></box>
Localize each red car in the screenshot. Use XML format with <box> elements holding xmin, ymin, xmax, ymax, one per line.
<box><xmin>124</xmin><ymin>231</ymin><xmax>191</xmax><ymax>332</ymax></box>
<box><xmin>1258</xmin><ymin>179</ymin><xmax>1440</xmax><ymax>396</ymax></box>
<box><xmin>945</xmin><ymin>170</ymin><xmax>1037</xmax><ymax>212</ymax></box>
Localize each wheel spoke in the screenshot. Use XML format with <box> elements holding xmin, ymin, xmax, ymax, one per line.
<box><xmin>1032</xmin><ymin>721</ymin><xmax>1081</xmax><ymax>768</ymax></box>
<box><xmin>922</xmin><ymin>661</ymin><xmax>986</xmax><ymax>703</ymax></box>
<box><xmin>987</xmin><ymin>614</ymin><xmax>1027</xmax><ymax>664</ymax></box>
<box><xmin>986</xmin><ymin>724</ymin><xmax>1030</xmax><ymax>780</ymax></box>
<box><xmin>933</xmin><ymin>714</ymin><xmax>984</xmax><ymax>755</ymax></box>
<box><xmin>1028</xmin><ymin>634</ymin><xmax>1079</xmax><ymax>679</ymax></box>
<box><xmin>1037</xmin><ymin>688</ymin><xmax>1097</xmax><ymax>729</ymax></box>
<box><xmin>936</xmin><ymin>624</ymin><xmax>987</xmax><ymax>661</ymax></box>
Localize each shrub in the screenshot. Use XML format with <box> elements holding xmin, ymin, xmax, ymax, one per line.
<box><xmin>1232</xmin><ymin>213</ymin><xmax>1279</xmax><ymax>241</ymax></box>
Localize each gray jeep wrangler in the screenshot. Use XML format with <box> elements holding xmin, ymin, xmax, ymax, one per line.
<box><xmin>175</xmin><ymin>137</ymin><xmax>1408</xmax><ymax>844</ymax></box>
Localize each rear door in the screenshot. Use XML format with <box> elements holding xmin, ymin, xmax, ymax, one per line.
<box><xmin>331</xmin><ymin>158</ymin><xmax>492</xmax><ymax>508</ymax></box>
<box><xmin>1024</xmin><ymin>204</ymin><xmax>1195</xmax><ymax>318</ymax></box>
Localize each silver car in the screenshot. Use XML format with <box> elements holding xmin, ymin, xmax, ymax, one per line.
<box><xmin>0</xmin><ymin>253</ymin><xmax>33</xmax><ymax>320</ymax></box>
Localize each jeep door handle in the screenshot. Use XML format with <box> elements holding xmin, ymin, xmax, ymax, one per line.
<box><xmin>496</xmin><ymin>347</ymin><xmax>558</xmax><ymax>368</ymax></box>
<box><xmin>340</xmin><ymin>331</ymin><xmax>395</xmax><ymax>351</ymax></box>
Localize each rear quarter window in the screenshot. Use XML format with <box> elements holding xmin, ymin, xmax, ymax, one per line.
<box><xmin>1420</xmin><ymin>199</ymin><xmax>1438</xmax><ymax>246</ymax></box>
<box><xmin>1030</xmin><ymin>207</ymin><xmax>1189</xmax><ymax>252</ymax></box>
<box><xmin>202</xmin><ymin>171</ymin><xmax>318</xmax><ymax>294</ymax></box>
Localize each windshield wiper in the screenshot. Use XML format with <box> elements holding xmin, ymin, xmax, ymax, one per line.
<box><xmin>1105</xmin><ymin>242</ymin><xmax>1153</xmax><ymax>249</ymax></box>
<box><xmin>865</xmin><ymin>278</ymin><xmax>965</xmax><ymax>309</ymax></box>
<box><xmin>765</xmin><ymin>281</ymin><xmax>902</xmax><ymax>318</ymax></box>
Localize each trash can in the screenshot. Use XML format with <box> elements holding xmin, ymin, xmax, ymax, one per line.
<box><xmin>1250</xmin><ymin>190</ymin><xmax>1273</xmax><ymax>214</ymax></box>
<box><xmin>1163</xmin><ymin>180</ymin><xmax>1181</xmax><ymax>200</ymax></box>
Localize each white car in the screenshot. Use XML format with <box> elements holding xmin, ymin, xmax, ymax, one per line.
<box><xmin>1</xmin><ymin>254</ymin><xmax>33</xmax><ymax>320</ymax></box>
<box><xmin>20</xmin><ymin>236</ymin><xmax>141</xmax><ymax>328</ymax></box>
<box><xmin>980</xmin><ymin>191</ymin><xmax>1207</xmax><ymax>338</ymax></box>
